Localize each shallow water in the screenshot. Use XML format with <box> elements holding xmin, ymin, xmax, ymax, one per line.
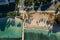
<box><xmin>0</xmin><ymin>18</ymin><xmax>22</xmax><ymax>38</ymax></box>
<box><xmin>24</xmin><ymin>29</ymin><xmax>60</xmax><ymax>40</ymax></box>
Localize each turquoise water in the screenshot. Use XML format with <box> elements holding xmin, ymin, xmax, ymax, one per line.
<box><xmin>0</xmin><ymin>18</ymin><xmax>22</xmax><ymax>38</ymax></box>
<box><xmin>24</xmin><ymin>29</ymin><xmax>60</xmax><ymax>40</ymax></box>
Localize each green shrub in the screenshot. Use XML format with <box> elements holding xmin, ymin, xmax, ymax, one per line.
<box><xmin>16</xmin><ymin>0</ymin><xmax>20</xmax><ymax>5</ymax></box>
<box><xmin>6</xmin><ymin>11</ymin><xmax>17</xmax><ymax>18</ymax></box>
<box><xmin>24</xmin><ymin>0</ymin><xmax>52</xmax><ymax>6</ymax></box>
<box><xmin>24</xmin><ymin>0</ymin><xmax>34</xmax><ymax>6</ymax></box>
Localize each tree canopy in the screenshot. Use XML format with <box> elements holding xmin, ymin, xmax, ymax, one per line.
<box><xmin>24</xmin><ymin>0</ymin><xmax>52</xmax><ymax>6</ymax></box>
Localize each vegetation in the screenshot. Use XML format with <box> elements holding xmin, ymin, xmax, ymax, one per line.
<box><xmin>16</xmin><ymin>0</ymin><xmax>20</xmax><ymax>5</ymax></box>
<box><xmin>17</xmin><ymin>13</ymin><xmax>23</xmax><ymax>20</ymax></box>
<box><xmin>6</xmin><ymin>11</ymin><xmax>23</xmax><ymax>20</ymax></box>
<box><xmin>42</xmin><ymin>0</ymin><xmax>52</xmax><ymax>5</ymax></box>
<box><xmin>6</xmin><ymin>11</ymin><xmax>17</xmax><ymax>18</ymax></box>
<box><xmin>24</xmin><ymin>0</ymin><xmax>52</xmax><ymax>6</ymax></box>
<box><xmin>24</xmin><ymin>0</ymin><xmax>34</xmax><ymax>6</ymax></box>
<box><xmin>34</xmin><ymin>0</ymin><xmax>41</xmax><ymax>6</ymax></box>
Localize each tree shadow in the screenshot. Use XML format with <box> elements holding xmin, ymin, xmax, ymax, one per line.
<box><xmin>0</xmin><ymin>17</ymin><xmax>16</xmax><ymax>31</ymax></box>
<box><xmin>0</xmin><ymin>3</ymin><xmax>15</xmax><ymax>13</ymax></box>
<box><xmin>0</xmin><ymin>3</ymin><xmax>15</xmax><ymax>18</ymax></box>
<box><xmin>0</xmin><ymin>3</ymin><xmax>16</xmax><ymax>31</ymax></box>
<box><xmin>41</xmin><ymin>2</ymin><xmax>53</xmax><ymax>11</ymax></box>
<box><xmin>34</xmin><ymin>5</ymin><xmax>40</xmax><ymax>11</ymax></box>
<box><xmin>17</xmin><ymin>22</ymin><xmax>22</xmax><ymax>27</ymax></box>
<box><xmin>0</xmin><ymin>18</ymin><xmax>8</xmax><ymax>31</ymax></box>
<box><xmin>6</xmin><ymin>17</ymin><xmax>22</xmax><ymax>28</ymax></box>
<box><xmin>52</xmin><ymin>23</ymin><xmax>60</xmax><ymax>33</ymax></box>
<box><xmin>2</xmin><ymin>17</ymin><xmax>22</xmax><ymax>31</ymax></box>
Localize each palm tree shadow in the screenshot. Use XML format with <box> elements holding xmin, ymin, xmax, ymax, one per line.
<box><xmin>0</xmin><ymin>3</ymin><xmax>16</xmax><ymax>31</ymax></box>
